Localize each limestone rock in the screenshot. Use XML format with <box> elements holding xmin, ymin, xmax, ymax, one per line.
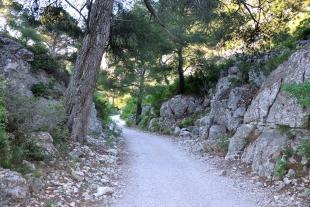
<box><xmin>225</xmin><ymin>123</ymin><xmax>256</xmax><ymax>160</ymax></box>
<box><xmin>241</xmin><ymin>127</ymin><xmax>289</xmax><ymax>177</ymax></box>
<box><xmin>208</xmin><ymin>125</ymin><xmax>226</xmax><ymax>140</ymax></box>
<box><xmin>0</xmin><ymin>168</ymin><xmax>30</xmax><ymax>206</ymax></box>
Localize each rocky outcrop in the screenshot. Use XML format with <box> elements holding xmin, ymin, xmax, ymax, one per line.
<box><xmin>0</xmin><ymin>168</ymin><xmax>30</xmax><ymax>206</ymax></box>
<box><xmin>227</xmin><ymin>46</ymin><xmax>310</xmax><ymax>177</ymax></box>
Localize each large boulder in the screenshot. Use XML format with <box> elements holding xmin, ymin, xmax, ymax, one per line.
<box><xmin>241</xmin><ymin>127</ymin><xmax>289</xmax><ymax>177</ymax></box>
<box><xmin>160</xmin><ymin>95</ymin><xmax>204</xmax><ymax>119</ymax></box>
<box><xmin>0</xmin><ymin>35</ymin><xmax>36</xmax><ymax>96</ymax></box>
<box><xmin>0</xmin><ymin>168</ymin><xmax>30</xmax><ymax>206</ymax></box>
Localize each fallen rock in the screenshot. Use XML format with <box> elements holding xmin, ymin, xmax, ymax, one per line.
<box><xmin>31</xmin><ymin>132</ymin><xmax>58</xmax><ymax>157</ymax></box>
<box><xmin>0</xmin><ymin>168</ymin><xmax>30</xmax><ymax>206</ymax></box>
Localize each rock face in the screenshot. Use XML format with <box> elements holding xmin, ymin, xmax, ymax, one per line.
<box><xmin>0</xmin><ymin>168</ymin><xmax>30</xmax><ymax>206</ymax></box>
<box><xmin>229</xmin><ymin>46</ymin><xmax>310</xmax><ymax>176</ymax></box>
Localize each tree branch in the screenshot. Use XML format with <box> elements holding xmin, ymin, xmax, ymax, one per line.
<box><xmin>63</xmin><ymin>0</ymin><xmax>87</xmax><ymax>24</ymax></box>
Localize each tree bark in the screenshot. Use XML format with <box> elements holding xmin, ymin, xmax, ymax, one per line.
<box><xmin>135</xmin><ymin>66</ymin><xmax>146</xmax><ymax>125</ymax></box>
<box><xmin>64</xmin><ymin>0</ymin><xmax>114</xmax><ymax>142</ymax></box>
<box><xmin>177</xmin><ymin>47</ymin><xmax>185</xmax><ymax>94</ymax></box>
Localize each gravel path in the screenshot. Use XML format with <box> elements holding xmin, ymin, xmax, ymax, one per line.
<box><xmin>112</xmin><ymin>127</ymin><xmax>267</xmax><ymax>207</ymax></box>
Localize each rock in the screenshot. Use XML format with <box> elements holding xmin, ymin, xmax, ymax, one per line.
<box><xmin>88</xmin><ymin>103</ymin><xmax>103</xmax><ymax>136</ymax></box>
<box><xmin>95</xmin><ymin>186</ymin><xmax>113</xmax><ymax>197</ymax></box>
<box><xmin>160</xmin><ymin>95</ymin><xmax>204</xmax><ymax>119</ymax></box>
<box><xmin>286</xmin><ymin>169</ymin><xmax>296</xmax><ymax>178</ymax></box>
<box><xmin>241</xmin><ymin>127</ymin><xmax>289</xmax><ymax>177</ymax></box>
<box><xmin>283</xmin><ymin>177</ymin><xmax>291</xmax><ymax>185</ymax></box>
<box><xmin>244</xmin><ymin>81</ymin><xmax>281</xmax><ymax>124</ymax></box>
<box><xmin>0</xmin><ymin>168</ymin><xmax>30</xmax><ymax>206</ymax></box>
<box><xmin>266</xmin><ymin>92</ymin><xmax>309</xmax><ymax>128</ymax></box>
<box><xmin>22</xmin><ymin>160</ymin><xmax>36</xmax><ymax>171</ymax></box>
<box><xmin>208</xmin><ymin>125</ymin><xmax>226</xmax><ymax>140</ymax></box>
<box><xmin>174</xmin><ymin>126</ymin><xmax>181</xmax><ymax>136</ymax></box>
<box><xmin>219</xmin><ymin>170</ymin><xmax>227</xmax><ymax>176</ymax></box>
<box><xmin>31</xmin><ymin>132</ymin><xmax>58</xmax><ymax>157</ymax></box>
<box><xmin>225</xmin><ymin>124</ymin><xmax>256</xmax><ymax>160</ymax></box>
<box><xmin>70</xmin><ymin>168</ymin><xmax>84</xmax><ymax>182</ymax></box>
<box><xmin>24</xmin><ymin>174</ymin><xmax>44</xmax><ymax>193</ymax></box>
<box><xmin>179</xmin><ymin>130</ymin><xmax>192</xmax><ymax>138</ymax></box>
<box><xmin>228</xmin><ymin>66</ymin><xmax>239</xmax><ymax>75</ymax></box>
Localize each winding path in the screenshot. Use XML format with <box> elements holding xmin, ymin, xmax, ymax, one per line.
<box><xmin>113</xmin><ymin>127</ymin><xmax>266</xmax><ymax>207</ymax></box>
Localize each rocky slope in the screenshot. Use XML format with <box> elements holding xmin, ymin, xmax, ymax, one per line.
<box><xmin>0</xmin><ymin>35</ymin><xmax>121</xmax><ymax>206</ymax></box>
<box><xmin>146</xmin><ymin>45</ymin><xmax>310</xmax><ymax>206</ymax></box>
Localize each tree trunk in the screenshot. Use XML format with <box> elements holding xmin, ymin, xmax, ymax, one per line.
<box><xmin>177</xmin><ymin>47</ymin><xmax>185</xmax><ymax>94</ymax></box>
<box><xmin>64</xmin><ymin>0</ymin><xmax>114</xmax><ymax>142</ymax></box>
<box><xmin>135</xmin><ymin>66</ymin><xmax>146</xmax><ymax>125</ymax></box>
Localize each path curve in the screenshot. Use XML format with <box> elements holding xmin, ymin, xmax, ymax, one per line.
<box><xmin>113</xmin><ymin>127</ymin><xmax>266</xmax><ymax>207</ymax></box>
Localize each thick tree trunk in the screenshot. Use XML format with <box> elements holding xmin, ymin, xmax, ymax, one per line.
<box><xmin>135</xmin><ymin>66</ymin><xmax>146</xmax><ymax>125</ymax></box>
<box><xmin>177</xmin><ymin>47</ymin><xmax>185</xmax><ymax>94</ymax></box>
<box><xmin>64</xmin><ymin>0</ymin><xmax>114</xmax><ymax>142</ymax></box>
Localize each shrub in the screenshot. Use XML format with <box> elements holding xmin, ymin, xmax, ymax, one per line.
<box><xmin>282</xmin><ymin>80</ymin><xmax>310</xmax><ymax>108</ymax></box>
<box><xmin>273</xmin><ymin>157</ymin><xmax>289</xmax><ymax>179</ymax></box>
<box><xmin>94</xmin><ymin>91</ymin><xmax>116</xmax><ymax>126</ymax></box>
<box><xmin>277</xmin><ymin>125</ymin><xmax>295</xmax><ymax>139</ymax></box>
<box><xmin>215</xmin><ymin>135</ymin><xmax>230</xmax><ymax>154</ymax></box>
<box><xmin>178</xmin><ymin>116</ymin><xmax>196</xmax><ymax>128</ymax></box>
<box><xmin>120</xmin><ymin>96</ymin><xmax>137</xmax><ymax>121</ymax></box>
<box><xmin>297</xmin><ymin>139</ymin><xmax>310</xmax><ymax>167</ymax></box>
<box><xmin>294</xmin><ymin>17</ymin><xmax>310</xmax><ymax>40</ymax></box>
<box><xmin>28</xmin><ymin>43</ymin><xmax>60</xmax><ymax>72</ymax></box>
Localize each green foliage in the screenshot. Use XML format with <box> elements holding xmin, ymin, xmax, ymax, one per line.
<box><xmin>28</xmin><ymin>43</ymin><xmax>60</xmax><ymax>72</ymax></box>
<box><xmin>178</xmin><ymin>115</ymin><xmax>197</xmax><ymax>128</ymax></box>
<box><xmin>297</xmin><ymin>139</ymin><xmax>310</xmax><ymax>167</ymax></box>
<box><xmin>294</xmin><ymin>17</ymin><xmax>310</xmax><ymax>40</ymax></box>
<box><xmin>186</xmin><ymin>58</ymin><xmax>234</xmax><ymax>95</ymax></box>
<box><xmin>94</xmin><ymin>91</ymin><xmax>116</xmax><ymax>126</ymax></box>
<box><xmin>277</xmin><ymin>125</ymin><xmax>295</xmax><ymax>139</ymax></box>
<box><xmin>282</xmin><ymin>80</ymin><xmax>310</xmax><ymax>108</ymax></box>
<box><xmin>31</xmin><ymin>81</ymin><xmax>56</xmax><ymax>97</ymax></box>
<box><xmin>215</xmin><ymin>135</ymin><xmax>230</xmax><ymax>154</ymax></box>
<box><xmin>273</xmin><ymin>157</ymin><xmax>289</xmax><ymax>179</ymax></box>
<box><xmin>120</xmin><ymin>96</ymin><xmax>137</xmax><ymax>121</ymax></box>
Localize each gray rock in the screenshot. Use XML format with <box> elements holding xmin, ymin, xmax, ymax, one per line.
<box><xmin>174</xmin><ymin>126</ymin><xmax>181</xmax><ymax>136</ymax></box>
<box><xmin>22</xmin><ymin>160</ymin><xmax>36</xmax><ymax>171</ymax></box>
<box><xmin>31</xmin><ymin>132</ymin><xmax>58</xmax><ymax>157</ymax></box>
<box><xmin>208</xmin><ymin>125</ymin><xmax>226</xmax><ymax>140</ymax></box>
<box><xmin>0</xmin><ymin>168</ymin><xmax>30</xmax><ymax>206</ymax></box>
<box><xmin>241</xmin><ymin>127</ymin><xmax>289</xmax><ymax>177</ymax></box>
<box><xmin>160</xmin><ymin>95</ymin><xmax>204</xmax><ymax>119</ymax></box>
<box><xmin>225</xmin><ymin>123</ymin><xmax>256</xmax><ymax>160</ymax></box>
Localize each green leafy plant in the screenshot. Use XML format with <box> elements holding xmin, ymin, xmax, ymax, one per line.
<box><xmin>273</xmin><ymin>157</ymin><xmax>289</xmax><ymax>179</ymax></box>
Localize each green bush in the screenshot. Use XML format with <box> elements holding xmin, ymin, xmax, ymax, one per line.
<box><xmin>120</xmin><ymin>96</ymin><xmax>137</xmax><ymax>121</ymax></box>
<box><xmin>216</xmin><ymin>135</ymin><xmax>230</xmax><ymax>154</ymax></box>
<box><xmin>28</xmin><ymin>43</ymin><xmax>60</xmax><ymax>72</ymax></box>
<box><xmin>178</xmin><ymin>116</ymin><xmax>196</xmax><ymax>128</ymax></box>
<box><xmin>294</xmin><ymin>18</ymin><xmax>310</xmax><ymax>40</ymax></box>
<box><xmin>273</xmin><ymin>157</ymin><xmax>289</xmax><ymax>179</ymax></box>
<box><xmin>277</xmin><ymin>125</ymin><xmax>295</xmax><ymax>139</ymax></box>
<box><xmin>282</xmin><ymin>80</ymin><xmax>310</xmax><ymax>108</ymax></box>
<box><xmin>297</xmin><ymin>139</ymin><xmax>310</xmax><ymax>167</ymax></box>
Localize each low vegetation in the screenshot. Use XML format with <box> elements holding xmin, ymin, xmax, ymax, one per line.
<box><xmin>282</xmin><ymin>80</ymin><xmax>310</xmax><ymax>108</ymax></box>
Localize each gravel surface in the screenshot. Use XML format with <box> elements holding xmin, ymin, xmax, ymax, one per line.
<box><xmin>112</xmin><ymin>128</ymin><xmax>269</xmax><ymax>207</ymax></box>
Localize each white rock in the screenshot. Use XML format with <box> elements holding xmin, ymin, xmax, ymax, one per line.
<box><xmin>95</xmin><ymin>186</ymin><xmax>114</xmax><ymax>197</ymax></box>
